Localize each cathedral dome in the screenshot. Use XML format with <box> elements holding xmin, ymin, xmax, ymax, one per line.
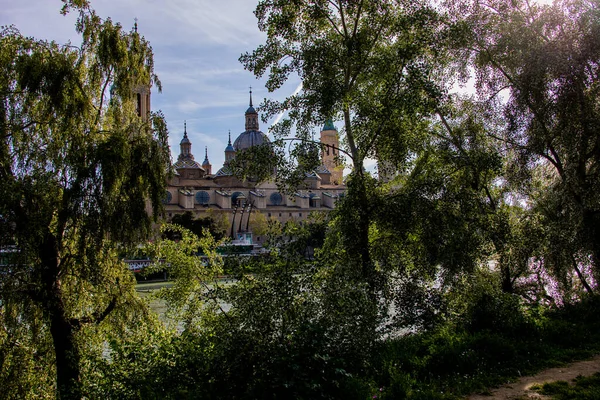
<box><xmin>233</xmin><ymin>130</ymin><xmax>270</xmax><ymax>151</ymax></box>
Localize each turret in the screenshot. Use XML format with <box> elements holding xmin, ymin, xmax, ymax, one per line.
<box><xmin>173</xmin><ymin>121</ymin><xmax>205</xmax><ymax>179</ymax></box>
<box><xmin>202</xmin><ymin>146</ymin><xmax>212</xmax><ymax>175</ymax></box>
<box><xmin>179</xmin><ymin>121</ymin><xmax>192</xmax><ymax>159</ymax></box>
<box><xmin>224</xmin><ymin>131</ymin><xmax>235</xmax><ymax>164</ymax></box>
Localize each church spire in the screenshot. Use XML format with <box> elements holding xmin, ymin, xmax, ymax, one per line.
<box><xmin>245</xmin><ymin>88</ymin><xmax>259</xmax><ymax>131</ymax></box>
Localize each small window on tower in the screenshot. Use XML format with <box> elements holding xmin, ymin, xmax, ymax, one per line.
<box><xmin>136</xmin><ymin>93</ymin><xmax>142</xmax><ymax>117</ymax></box>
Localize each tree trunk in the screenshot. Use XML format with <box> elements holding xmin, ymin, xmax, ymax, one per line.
<box><xmin>50</xmin><ymin>302</ymin><xmax>82</xmax><ymax>400</ymax></box>
<box><xmin>40</xmin><ymin>233</ymin><xmax>82</xmax><ymax>400</ymax></box>
<box><xmin>347</xmin><ymin>169</ymin><xmax>376</xmax><ymax>293</ymax></box>
<box><xmin>500</xmin><ymin>255</ymin><xmax>514</xmax><ymax>294</ymax></box>
<box><xmin>572</xmin><ymin>256</ymin><xmax>594</xmax><ymax>295</ymax></box>
<box><xmin>357</xmin><ymin>176</ymin><xmax>375</xmax><ymax>291</ymax></box>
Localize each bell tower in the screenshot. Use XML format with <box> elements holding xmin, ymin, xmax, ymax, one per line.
<box><xmin>132</xmin><ymin>20</ymin><xmax>151</xmax><ymax>123</ymax></box>
<box><xmin>320</xmin><ymin>119</ymin><xmax>343</xmax><ymax>185</ymax></box>
<box><xmin>245</xmin><ymin>88</ymin><xmax>259</xmax><ymax>131</ymax></box>
<box><xmin>134</xmin><ymin>86</ymin><xmax>151</xmax><ymax>122</ymax></box>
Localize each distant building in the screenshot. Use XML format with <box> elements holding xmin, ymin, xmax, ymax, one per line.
<box><xmin>162</xmin><ymin>91</ymin><xmax>346</xmax><ymax>244</ymax></box>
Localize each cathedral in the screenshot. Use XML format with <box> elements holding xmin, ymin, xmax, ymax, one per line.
<box><xmin>163</xmin><ymin>91</ymin><xmax>346</xmax><ymax>244</ymax></box>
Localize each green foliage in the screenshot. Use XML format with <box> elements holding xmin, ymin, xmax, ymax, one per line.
<box><xmin>199</xmin><ymin>270</ymin><xmax>367</xmax><ymax>399</ymax></box>
<box><xmin>83</xmin><ymin>320</ymin><xmax>188</xmax><ymax>399</ymax></box>
<box><xmin>228</xmin><ymin>143</ymin><xmax>280</xmax><ymax>185</ymax></box>
<box><xmin>142</xmin><ymin>224</ymin><xmax>223</xmax><ymax>328</ymax></box>
<box><xmin>0</xmin><ymin>298</ymin><xmax>55</xmax><ymax>399</ymax></box>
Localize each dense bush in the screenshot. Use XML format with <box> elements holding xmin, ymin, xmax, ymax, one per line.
<box><xmin>370</xmin><ymin>293</ymin><xmax>600</xmax><ymax>399</ymax></box>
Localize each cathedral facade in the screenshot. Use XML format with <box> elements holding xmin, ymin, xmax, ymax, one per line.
<box><xmin>163</xmin><ymin>92</ymin><xmax>346</xmax><ymax>243</ymax></box>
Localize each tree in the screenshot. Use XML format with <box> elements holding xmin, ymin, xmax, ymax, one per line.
<box><xmin>462</xmin><ymin>0</ymin><xmax>600</xmax><ymax>290</ymax></box>
<box><xmin>0</xmin><ymin>2</ymin><xmax>170</xmax><ymax>398</ymax></box>
<box><xmin>241</xmin><ymin>0</ymin><xmax>462</xmax><ymax>293</ymax></box>
<box><xmin>167</xmin><ymin>211</ymin><xmax>227</xmax><ymax>241</ymax></box>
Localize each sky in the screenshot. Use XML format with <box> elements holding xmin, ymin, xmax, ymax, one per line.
<box><xmin>0</xmin><ymin>0</ymin><xmax>303</xmax><ymax>171</ymax></box>
<box><xmin>3</xmin><ymin>0</ymin><xmax>555</xmax><ymax>174</ymax></box>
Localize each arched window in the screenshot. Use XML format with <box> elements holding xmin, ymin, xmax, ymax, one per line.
<box><xmin>309</xmin><ymin>193</ymin><xmax>320</xmax><ymax>208</ymax></box>
<box><xmin>195</xmin><ymin>190</ymin><xmax>210</xmax><ymax>205</ymax></box>
<box><xmin>136</xmin><ymin>93</ymin><xmax>142</xmax><ymax>117</ymax></box>
<box><xmin>232</xmin><ymin>191</ymin><xmax>245</xmax><ymax>206</ymax></box>
<box><xmin>270</xmin><ymin>192</ymin><xmax>282</xmax><ymax>206</ymax></box>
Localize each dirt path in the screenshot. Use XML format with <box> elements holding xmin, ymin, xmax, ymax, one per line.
<box><xmin>466</xmin><ymin>354</ymin><xmax>600</xmax><ymax>399</ymax></box>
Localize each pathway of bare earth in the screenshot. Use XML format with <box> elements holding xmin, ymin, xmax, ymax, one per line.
<box><xmin>467</xmin><ymin>354</ymin><xmax>600</xmax><ymax>399</ymax></box>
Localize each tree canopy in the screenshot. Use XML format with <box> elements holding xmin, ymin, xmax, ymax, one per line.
<box><xmin>0</xmin><ymin>2</ymin><xmax>169</xmax><ymax>398</ymax></box>
<box><xmin>462</xmin><ymin>0</ymin><xmax>600</xmax><ymax>288</ymax></box>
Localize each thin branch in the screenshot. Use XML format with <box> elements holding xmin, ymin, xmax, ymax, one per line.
<box><xmin>70</xmin><ymin>295</ymin><xmax>117</xmax><ymax>327</ymax></box>
<box><xmin>319</xmin><ymin>1</ymin><xmax>344</xmax><ymax>37</ymax></box>
<box><xmin>95</xmin><ymin>66</ymin><xmax>113</xmax><ymax>127</ymax></box>
<box><xmin>337</xmin><ymin>0</ymin><xmax>349</xmax><ymax>38</ymax></box>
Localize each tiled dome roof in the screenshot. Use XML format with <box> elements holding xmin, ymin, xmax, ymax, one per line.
<box><xmin>323</xmin><ymin>119</ymin><xmax>337</xmax><ymax>131</ymax></box>
<box><xmin>215</xmin><ymin>165</ymin><xmax>233</xmax><ymax>176</ymax></box>
<box><xmin>316</xmin><ymin>165</ymin><xmax>331</xmax><ymax>174</ymax></box>
<box><xmin>174</xmin><ymin>158</ymin><xmax>204</xmax><ymax>170</ymax></box>
<box><xmin>233</xmin><ymin>130</ymin><xmax>270</xmax><ymax>151</ymax></box>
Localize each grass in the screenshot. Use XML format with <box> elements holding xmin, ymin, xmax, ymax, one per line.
<box><xmin>531</xmin><ymin>372</ymin><xmax>600</xmax><ymax>399</ymax></box>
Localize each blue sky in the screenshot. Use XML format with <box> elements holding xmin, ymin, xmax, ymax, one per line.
<box><xmin>0</xmin><ymin>0</ymin><xmax>303</xmax><ymax>171</ymax></box>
